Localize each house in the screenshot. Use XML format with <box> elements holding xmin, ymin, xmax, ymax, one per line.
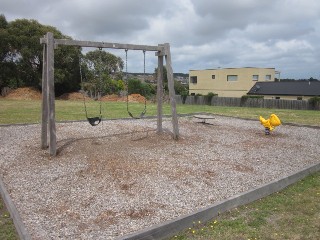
<box><xmin>175</xmin><ymin>75</ymin><xmax>189</xmax><ymax>85</ymax></box>
<box><xmin>189</xmin><ymin>67</ymin><xmax>279</xmax><ymax>97</ymax></box>
<box><xmin>247</xmin><ymin>81</ymin><xmax>320</xmax><ymax>100</ymax></box>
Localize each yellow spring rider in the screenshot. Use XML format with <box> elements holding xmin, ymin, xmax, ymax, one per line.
<box><xmin>259</xmin><ymin>114</ymin><xmax>281</xmax><ymax>135</ymax></box>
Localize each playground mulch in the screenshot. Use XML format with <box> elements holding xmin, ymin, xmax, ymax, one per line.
<box><xmin>0</xmin><ymin>116</ymin><xmax>319</xmax><ymax>239</ymax></box>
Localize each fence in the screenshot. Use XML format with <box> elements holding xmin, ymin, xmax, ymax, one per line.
<box><xmin>175</xmin><ymin>95</ymin><xmax>320</xmax><ymax>111</ymax></box>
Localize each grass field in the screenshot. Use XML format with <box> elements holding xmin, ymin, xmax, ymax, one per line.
<box><xmin>171</xmin><ymin>171</ymin><xmax>320</xmax><ymax>240</ymax></box>
<box><xmin>0</xmin><ymin>197</ymin><xmax>19</xmax><ymax>240</ymax></box>
<box><xmin>0</xmin><ymin>99</ymin><xmax>319</xmax><ymax>239</ymax></box>
<box><xmin>0</xmin><ymin>99</ymin><xmax>319</xmax><ymax>126</ymax></box>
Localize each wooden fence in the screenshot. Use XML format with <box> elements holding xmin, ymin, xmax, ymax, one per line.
<box><xmin>175</xmin><ymin>95</ymin><xmax>320</xmax><ymax>111</ymax></box>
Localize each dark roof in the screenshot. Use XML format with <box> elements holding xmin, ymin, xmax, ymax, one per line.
<box><xmin>247</xmin><ymin>81</ymin><xmax>320</xmax><ymax>96</ymax></box>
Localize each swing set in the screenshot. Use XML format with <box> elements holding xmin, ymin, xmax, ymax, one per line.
<box><xmin>79</xmin><ymin>47</ymin><xmax>148</xmax><ymax>125</ymax></box>
<box><xmin>40</xmin><ymin>32</ymin><xmax>179</xmax><ymax>156</ymax></box>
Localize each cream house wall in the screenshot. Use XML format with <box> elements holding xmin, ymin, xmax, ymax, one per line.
<box><xmin>263</xmin><ymin>95</ymin><xmax>312</xmax><ymax>100</ymax></box>
<box><xmin>189</xmin><ymin>68</ymin><xmax>276</xmax><ymax>97</ymax></box>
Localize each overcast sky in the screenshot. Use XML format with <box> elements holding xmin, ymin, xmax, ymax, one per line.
<box><xmin>2</xmin><ymin>0</ymin><xmax>320</xmax><ymax>79</ymax></box>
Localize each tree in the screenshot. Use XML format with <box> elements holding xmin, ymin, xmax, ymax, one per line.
<box><xmin>85</xmin><ymin>50</ymin><xmax>124</xmax><ymax>75</ymax></box>
<box><xmin>54</xmin><ymin>45</ymin><xmax>82</xmax><ymax>96</ymax></box>
<box><xmin>8</xmin><ymin>19</ymin><xmax>53</xmax><ymax>88</ymax></box>
<box><xmin>154</xmin><ymin>66</ymin><xmax>168</xmax><ymax>82</ymax></box>
<box><xmin>174</xmin><ymin>80</ymin><xmax>188</xmax><ymax>95</ymax></box>
<box><xmin>81</xmin><ymin>49</ymin><xmax>124</xmax><ymax>96</ymax></box>
<box><xmin>117</xmin><ymin>80</ymin><xmax>125</xmax><ymax>92</ymax></box>
<box><xmin>154</xmin><ymin>66</ymin><xmax>169</xmax><ymax>93</ymax></box>
<box><xmin>127</xmin><ymin>78</ymin><xmax>143</xmax><ymax>95</ymax></box>
<box><xmin>2</xmin><ymin>17</ymin><xmax>81</xmax><ymax>95</ymax></box>
<box><xmin>154</xmin><ymin>66</ymin><xmax>189</xmax><ymax>95</ymax></box>
<box><xmin>0</xmin><ymin>14</ymin><xmax>17</xmax><ymax>90</ymax></box>
<box><xmin>126</xmin><ymin>78</ymin><xmax>155</xmax><ymax>99</ymax></box>
<box><xmin>0</xmin><ymin>14</ymin><xmax>7</xmax><ymax>28</ymax></box>
<box><xmin>309</xmin><ymin>77</ymin><xmax>319</xmax><ymax>82</ymax></box>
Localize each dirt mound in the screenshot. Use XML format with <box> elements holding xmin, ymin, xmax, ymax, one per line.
<box><xmin>5</xmin><ymin>87</ymin><xmax>42</xmax><ymax>100</ymax></box>
<box><xmin>58</xmin><ymin>92</ymin><xmax>90</xmax><ymax>101</ymax></box>
<box><xmin>128</xmin><ymin>94</ymin><xmax>146</xmax><ymax>103</ymax></box>
<box><xmin>101</xmin><ymin>94</ymin><xmax>146</xmax><ymax>103</ymax></box>
<box><xmin>1</xmin><ymin>88</ymin><xmax>147</xmax><ymax>103</ymax></box>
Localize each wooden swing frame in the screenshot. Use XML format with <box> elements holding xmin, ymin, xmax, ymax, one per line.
<box><xmin>40</xmin><ymin>32</ymin><xmax>179</xmax><ymax>156</ymax></box>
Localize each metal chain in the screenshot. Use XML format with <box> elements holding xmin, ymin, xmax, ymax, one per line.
<box><xmin>79</xmin><ymin>54</ymin><xmax>83</xmax><ymax>85</ymax></box>
<box><xmin>143</xmin><ymin>50</ymin><xmax>146</xmax><ymax>76</ymax></box>
<box><xmin>125</xmin><ymin>49</ymin><xmax>128</xmax><ymax>80</ymax></box>
<box><xmin>98</xmin><ymin>47</ymin><xmax>103</xmax><ymax>95</ymax></box>
<box><xmin>125</xmin><ymin>49</ymin><xmax>147</xmax><ymax>118</ymax></box>
<box><xmin>98</xmin><ymin>47</ymin><xmax>103</xmax><ymax>115</ymax></box>
<box><xmin>125</xmin><ymin>49</ymin><xmax>129</xmax><ymax>112</ymax></box>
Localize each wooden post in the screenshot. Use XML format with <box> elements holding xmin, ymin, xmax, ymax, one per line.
<box><xmin>46</xmin><ymin>32</ymin><xmax>57</xmax><ymax>156</ymax></box>
<box><xmin>164</xmin><ymin>43</ymin><xmax>179</xmax><ymax>139</ymax></box>
<box><xmin>156</xmin><ymin>47</ymin><xmax>164</xmax><ymax>133</ymax></box>
<box><xmin>41</xmin><ymin>40</ymin><xmax>48</xmax><ymax>149</ymax></box>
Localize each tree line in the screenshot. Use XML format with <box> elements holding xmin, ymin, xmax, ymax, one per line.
<box><xmin>0</xmin><ymin>14</ymin><xmax>188</xmax><ymax>98</ymax></box>
<box><xmin>0</xmin><ymin>15</ymin><xmax>80</xmax><ymax>96</ymax></box>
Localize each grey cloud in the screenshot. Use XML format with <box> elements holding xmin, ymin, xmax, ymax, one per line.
<box><xmin>49</xmin><ymin>0</ymin><xmax>166</xmax><ymax>40</ymax></box>
<box><xmin>231</xmin><ymin>23</ymin><xmax>315</xmax><ymax>42</ymax></box>
<box><xmin>1</xmin><ymin>0</ymin><xmax>320</xmax><ymax>78</ymax></box>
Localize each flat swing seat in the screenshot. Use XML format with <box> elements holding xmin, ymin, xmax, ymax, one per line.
<box><xmin>87</xmin><ymin>117</ymin><xmax>102</xmax><ymax>126</ymax></box>
<box><xmin>193</xmin><ymin>114</ymin><xmax>215</xmax><ymax>124</ymax></box>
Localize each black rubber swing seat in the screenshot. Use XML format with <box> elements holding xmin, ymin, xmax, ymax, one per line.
<box><xmin>128</xmin><ymin>111</ymin><xmax>146</xmax><ymax>119</ymax></box>
<box><xmin>87</xmin><ymin>117</ymin><xmax>102</xmax><ymax>126</ymax></box>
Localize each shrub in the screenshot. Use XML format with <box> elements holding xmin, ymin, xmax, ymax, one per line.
<box><xmin>180</xmin><ymin>90</ymin><xmax>188</xmax><ymax>104</ymax></box>
<box><xmin>308</xmin><ymin>96</ymin><xmax>320</xmax><ymax>109</ymax></box>
<box><xmin>205</xmin><ymin>92</ymin><xmax>218</xmax><ymax>105</ymax></box>
<box><xmin>206</xmin><ymin>92</ymin><xmax>218</xmax><ymax>97</ymax></box>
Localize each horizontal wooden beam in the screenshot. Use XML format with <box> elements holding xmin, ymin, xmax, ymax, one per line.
<box><xmin>40</xmin><ymin>37</ymin><xmax>164</xmax><ymax>52</ymax></box>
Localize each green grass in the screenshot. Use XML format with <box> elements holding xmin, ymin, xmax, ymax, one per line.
<box><xmin>0</xmin><ymin>99</ymin><xmax>319</xmax><ymax>239</ymax></box>
<box><xmin>0</xmin><ymin>99</ymin><xmax>319</xmax><ymax>126</ymax></box>
<box><xmin>171</xmin><ymin>172</ymin><xmax>320</xmax><ymax>240</ymax></box>
<box><xmin>0</xmin><ymin>198</ymin><xmax>19</xmax><ymax>240</ymax></box>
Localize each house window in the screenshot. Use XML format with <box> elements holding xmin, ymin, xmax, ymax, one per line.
<box><xmin>265</xmin><ymin>75</ymin><xmax>271</xmax><ymax>81</ymax></box>
<box><xmin>227</xmin><ymin>75</ymin><xmax>238</xmax><ymax>81</ymax></box>
<box><xmin>190</xmin><ymin>76</ymin><xmax>197</xmax><ymax>84</ymax></box>
<box><xmin>252</xmin><ymin>75</ymin><xmax>259</xmax><ymax>81</ymax></box>
<box><xmin>212</xmin><ymin>75</ymin><xmax>215</xmax><ymax>79</ymax></box>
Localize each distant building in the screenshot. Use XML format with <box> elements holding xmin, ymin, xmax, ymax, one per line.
<box><xmin>175</xmin><ymin>75</ymin><xmax>188</xmax><ymax>85</ymax></box>
<box><xmin>125</xmin><ymin>73</ymin><xmax>155</xmax><ymax>83</ymax></box>
<box><xmin>189</xmin><ymin>67</ymin><xmax>279</xmax><ymax>97</ymax></box>
<box><xmin>247</xmin><ymin>81</ymin><xmax>320</xmax><ymax>100</ymax></box>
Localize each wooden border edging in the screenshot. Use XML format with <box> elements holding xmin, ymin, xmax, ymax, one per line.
<box><xmin>0</xmin><ymin>177</ymin><xmax>32</xmax><ymax>240</ymax></box>
<box><xmin>118</xmin><ymin>162</ymin><xmax>320</xmax><ymax>240</ymax></box>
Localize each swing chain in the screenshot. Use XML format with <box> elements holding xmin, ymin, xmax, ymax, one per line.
<box><xmin>143</xmin><ymin>50</ymin><xmax>146</xmax><ymax>81</ymax></box>
<box><xmin>98</xmin><ymin>47</ymin><xmax>103</xmax><ymax>97</ymax></box>
<box><xmin>124</xmin><ymin>49</ymin><xmax>147</xmax><ymax>119</ymax></box>
<box><xmin>78</xmin><ymin>48</ymin><xmax>103</xmax><ymax>126</ymax></box>
<box><xmin>125</xmin><ymin>49</ymin><xmax>128</xmax><ymax>81</ymax></box>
